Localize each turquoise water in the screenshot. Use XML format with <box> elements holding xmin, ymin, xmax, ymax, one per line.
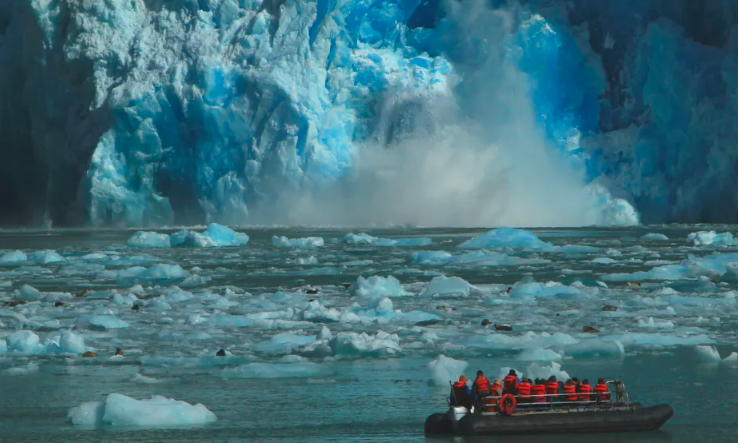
<box><xmin>0</xmin><ymin>226</ymin><xmax>736</xmax><ymax>442</ymax></box>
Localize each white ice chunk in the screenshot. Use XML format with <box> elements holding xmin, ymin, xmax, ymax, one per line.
<box><xmin>127</xmin><ymin>231</ymin><xmax>171</xmax><ymax>248</ymax></box>
<box><xmin>253</xmin><ymin>333</ymin><xmax>317</xmax><ymax>354</ymax></box>
<box><xmin>420</xmin><ymin>276</ymin><xmax>471</xmax><ymax>297</ymax></box>
<box><xmin>132</xmin><ymin>373</ymin><xmax>165</xmax><ymax>384</ymax></box>
<box><xmin>723</xmin><ymin>352</ymin><xmax>738</xmax><ymax>364</ymax></box>
<box><xmin>516</xmin><ymin>348</ymin><xmax>562</xmax><ymax>361</ymax></box>
<box><xmin>329</xmin><ymin>331</ymin><xmax>402</xmax><ymax>358</ymax></box>
<box><xmin>46</xmin><ymin>331</ymin><xmax>87</xmax><ymax>354</ymax></box>
<box><xmin>272</xmin><ymin>236</ymin><xmax>324</xmax><ymax>249</ymax></box>
<box><xmin>67</xmin><ymin>393</ymin><xmax>217</xmax><ymax>429</ymax></box>
<box><xmin>427</xmin><ymin>355</ymin><xmax>468</xmax><ymax>386</ymax></box>
<box><xmin>29</xmin><ymin>250</ymin><xmax>66</xmax><ymax>264</ymax></box>
<box><xmin>695</xmin><ymin>345</ymin><xmax>721</xmax><ymax>362</ymax></box>
<box><xmin>0</xmin><ymin>250</ymin><xmax>27</xmax><ymax>263</ymax></box>
<box><xmin>6</xmin><ymin>330</ymin><xmax>43</xmax><ymax>354</ymax></box>
<box><xmin>78</xmin><ymin>315</ymin><xmax>131</xmax><ymax>330</ymax></box>
<box><xmin>458</xmin><ymin>228</ymin><xmax>553</xmax><ymax>250</ymax></box>
<box><xmin>411</xmin><ymin>251</ymin><xmax>453</xmax><ymax>265</ymax></box>
<box><xmin>170</xmin><ymin>223</ymin><xmax>248</xmax><ymax>248</ymax></box>
<box><xmin>349</xmin><ymin>275</ymin><xmax>408</xmax><ymax>300</ymax></box>
<box><xmin>687</xmin><ymin>231</ymin><xmax>738</xmax><ymax>247</ymax></box>
<box><xmin>14</xmin><ymin>284</ymin><xmax>44</xmax><ymax>301</ymax></box>
<box><xmin>642</xmin><ymin>233</ymin><xmax>669</xmax><ymax>241</ymax></box>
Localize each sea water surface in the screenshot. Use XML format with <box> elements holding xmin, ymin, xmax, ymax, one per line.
<box><xmin>1</xmin><ymin>226</ymin><xmax>737</xmax><ymax>442</ymax></box>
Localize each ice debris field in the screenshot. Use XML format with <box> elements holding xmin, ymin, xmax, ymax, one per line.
<box><xmin>3</xmin><ymin>225</ymin><xmax>738</xmax><ymax>430</ymax></box>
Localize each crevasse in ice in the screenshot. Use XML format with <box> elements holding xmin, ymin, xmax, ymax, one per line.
<box><xmin>0</xmin><ymin>0</ymin><xmax>649</xmax><ymax>227</ymax></box>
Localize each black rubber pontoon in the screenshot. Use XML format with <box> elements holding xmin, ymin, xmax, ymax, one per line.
<box><xmin>425</xmin><ymin>404</ymin><xmax>673</xmax><ymax>436</ymax></box>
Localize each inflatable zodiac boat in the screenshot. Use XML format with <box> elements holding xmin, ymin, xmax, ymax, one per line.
<box><xmin>424</xmin><ymin>380</ymin><xmax>673</xmax><ymax>436</ymax></box>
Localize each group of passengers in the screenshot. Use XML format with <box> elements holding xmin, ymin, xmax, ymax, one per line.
<box><xmin>451</xmin><ymin>369</ymin><xmax>611</xmax><ymax>410</ymax></box>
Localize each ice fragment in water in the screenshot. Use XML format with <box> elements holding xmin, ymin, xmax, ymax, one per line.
<box><xmin>272</xmin><ymin>236</ymin><xmax>325</xmax><ymax>249</ymax></box>
<box><xmin>687</xmin><ymin>231</ymin><xmax>738</xmax><ymax>246</ymax></box>
<box><xmin>349</xmin><ymin>275</ymin><xmax>408</xmax><ymax>300</ymax></box>
<box><xmin>458</xmin><ymin>228</ymin><xmax>553</xmax><ymax>250</ymax></box>
<box><xmin>5</xmin><ymin>330</ymin><xmax>43</xmax><ymax>354</ymax></box>
<box><xmin>28</xmin><ymin>250</ymin><xmax>66</xmax><ymax>264</ymax></box>
<box><xmin>66</xmin><ymin>393</ymin><xmax>217</xmax><ymax>428</ymax></box>
<box><xmin>46</xmin><ymin>331</ymin><xmax>87</xmax><ymax>354</ymax></box>
<box><xmin>515</xmin><ymin>348</ymin><xmax>562</xmax><ymax>361</ymax></box>
<box><xmin>329</xmin><ymin>331</ymin><xmax>402</xmax><ymax>358</ymax></box>
<box><xmin>421</xmin><ymin>276</ymin><xmax>471</xmax><ymax>297</ymax></box>
<box><xmin>0</xmin><ymin>250</ymin><xmax>27</xmax><ymax>263</ymax></box>
<box><xmin>695</xmin><ymin>345</ymin><xmax>721</xmax><ymax>362</ymax></box>
<box><xmin>427</xmin><ymin>355</ymin><xmax>468</xmax><ymax>386</ymax></box>
<box><xmin>166</xmin><ymin>223</ymin><xmax>248</xmax><ymax>248</ymax></box>
<box><xmin>127</xmin><ymin>232</ymin><xmax>171</xmax><ymax>248</ymax></box>
<box><xmin>642</xmin><ymin>233</ymin><xmax>669</xmax><ymax>241</ymax></box>
<box><xmin>344</xmin><ymin>233</ymin><xmax>431</xmax><ymax>247</ymax></box>
<box><xmin>411</xmin><ymin>251</ymin><xmax>453</xmax><ymax>265</ymax></box>
<box><xmin>253</xmin><ymin>333</ymin><xmax>317</xmax><ymax>354</ymax></box>
<box><xmin>78</xmin><ymin>315</ymin><xmax>131</xmax><ymax>330</ymax></box>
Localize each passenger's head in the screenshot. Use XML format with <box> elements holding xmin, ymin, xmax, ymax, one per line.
<box><xmin>572</xmin><ymin>377</ymin><xmax>579</xmax><ymax>384</ymax></box>
<box><xmin>459</xmin><ymin>375</ymin><xmax>467</xmax><ymax>382</ymax></box>
<box><xmin>583</xmin><ymin>379</ymin><xmax>589</xmax><ymax>385</ymax></box>
<box><xmin>509</xmin><ymin>369</ymin><xmax>517</xmax><ymax>376</ymax></box>
<box><xmin>477</xmin><ymin>370</ymin><xmax>484</xmax><ymax>376</ymax></box>
<box><xmin>598</xmin><ymin>378</ymin><xmax>606</xmax><ymax>384</ymax></box>
<box><xmin>548</xmin><ymin>376</ymin><xmax>557</xmax><ymax>382</ymax></box>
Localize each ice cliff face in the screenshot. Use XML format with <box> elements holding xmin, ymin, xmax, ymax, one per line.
<box><xmin>0</xmin><ymin>0</ymin><xmax>734</xmax><ymax>227</ymax></box>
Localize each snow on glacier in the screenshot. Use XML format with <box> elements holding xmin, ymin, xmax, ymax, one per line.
<box><xmin>0</xmin><ymin>0</ymin><xmax>644</xmax><ymax>227</ymax></box>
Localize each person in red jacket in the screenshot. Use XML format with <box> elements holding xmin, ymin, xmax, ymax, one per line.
<box><xmin>562</xmin><ymin>379</ymin><xmax>577</xmax><ymax>403</ymax></box>
<box><xmin>472</xmin><ymin>370</ymin><xmax>491</xmax><ymax>397</ymax></box>
<box><xmin>546</xmin><ymin>376</ymin><xmax>559</xmax><ymax>402</ymax></box>
<box><xmin>594</xmin><ymin>378</ymin><xmax>610</xmax><ymax>402</ymax></box>
<box><xmin>578</xmin><ymin>379</ymin><xmax>592</xmax><ymax>403</ymax></box>
<box><xmin>532</xmin><ymin>379</ymin><xmax>547</xmax><ymax>405</ymax></box>
<box><xmin>502</xmin><ymin>370</ymin><xmax>519</xmax><ymax>395</ymax></box>
<box><xmin>451</xmin><ymin>375</ymin><xmax>472</xmax><ymax>408</ymax></box>
<box><xmin>517</xmin><ymin>378</ymin><xmax>532</xmax><ymax>404</ymax></box>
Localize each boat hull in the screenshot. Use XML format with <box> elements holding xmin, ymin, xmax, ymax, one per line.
<box><xmin>425</xmin><ymin>404</ymin><xmax>673</xmax><ymax>436</ymax></box>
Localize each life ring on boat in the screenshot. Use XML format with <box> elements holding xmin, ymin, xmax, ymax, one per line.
<box><xmin>499</xmin><ymin>394</ymin><xmax>517</xmax><ymax>416</ymax></box>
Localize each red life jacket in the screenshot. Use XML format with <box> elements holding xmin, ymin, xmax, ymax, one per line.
<box><xmin>562</xmin><ymin>384</ymin><xmax>577</xmax><ymax>402</ymax></box>
<box><xmin>474</xmin><ymin>376</ymin><xmax>490</xmax><ymax>393</ymax></box>
<box><xmin>532</xmin><ymin>384</ymin><xmax>547</xmax><ymax>402</ymax></box>
<box><xmin>503</xmin><ymin>375</ymin><xmax>518</xmax><ymax>392</ymax></box>
<box><xmin>546</xmin><ymin>381</ymin><xmax>559</xmax><ymax>397</ymax></box>
<box><xmin>578</xmin><ymin>383</ymin><xmax>592</xmax><ymax>401</ymax></box>
<box><xmin>490</xmin><ymin>383</ymin><xmax>502</xmax><ymax>398</ymax></box>
<box><xmin>518</xmin><ymin>381</ymin><xmax>532</xmax><ymax>398</ymax></box>
<box><xmin>453</xmin><ymin>380</ymin><xmax>467</xmax><ymax>388</ymax></box>
<box><xmin>594</xmin><ymin>383</ymin><xmax>610</xmax><ymax>401</ymax></box>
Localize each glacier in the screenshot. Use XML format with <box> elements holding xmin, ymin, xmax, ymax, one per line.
<box><xmin>2</xmin><ymin>0</ymin><xmax>736</xmax><ymax>226</ymax></box>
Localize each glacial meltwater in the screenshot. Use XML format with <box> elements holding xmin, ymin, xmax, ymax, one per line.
<box><xmin>1</xmin><ymin>226</ymin><xmax>738</xmax><ymax>442</ymax></box>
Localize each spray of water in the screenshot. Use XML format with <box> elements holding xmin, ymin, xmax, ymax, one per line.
<box><xmin>246</xmin><ymin>1</ymin><xmax>631</xmax><ymax>227</ymax></box>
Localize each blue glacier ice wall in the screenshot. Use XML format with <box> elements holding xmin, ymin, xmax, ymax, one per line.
<box><xmin>1</xmin><ymin>0</ymin><xmax>735</xmax><ymax>226</ymax></box>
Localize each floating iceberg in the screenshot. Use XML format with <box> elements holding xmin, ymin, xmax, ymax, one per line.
<box><xmin>695</xmin><ymin>345</ymin><xmax>721</xmax><ymax>362</ymax></box>
<box><xmin>272</xmin><ymin>236</ymin><xmax>325</xmax><ymax>249</ymax></box>
<box><xmin>127</xmin><ymin>224</ymin><xmax>248</xmax><ymax>248</ymax></box>
<box><xmin>420</xmin><ymin>276</ymin><xmax>471</xmax><ymax>297</ymax></box>
<box><xmin>411</xmin><ymin>251</ymin><xmax>454</xmax><ymax>265</ymax></box>
<box><xmin>78</xmin><ymin>315</ymin><xmax>131</xmax><ymax>330</ymax></box>
<box><xmin>687</xmin><ymin>231</ymin><xmax>738</xmax><ymax>247</ymax></box>
<box><xmin>516</xmin><ymin>348</ymin><xmax>563</xmax><ymax>361</ymax></box>
<box><xmin>0</xmin><ymin>250</ymin><xmax>27</xmax><ymax>263</ymax></box>
<box><xmin>427</xmin><ymin>355</ymin><xmax>468</xmax><ymax>386</ymax></box>
<box><xmin>458</xmin><ymin>228</ymin><xmax>553</xmax><ymax>250</ymax></box>
<box><xmin>127</xmin><ymin>231</ymin><xmax>171</xmax><ymax>248</ymax></box>
<box><xmin>66</xmin><ymin>394</ymin><xmax>217</xmax><ymax>429</ymax></box>
<box><xmin>642</xmin><ymin>233</ymin><xmax>669</xmax><ymax>241</ymax></box>
<box><xmin>329</xmin><ymin>331</ymin><xmax>402</xmax><ymax>358</ymax></box>
<box><xmin>29</xmin><ymin>250</ymin><xmax>66</xmax><ymax>264</ymax></box>
<box><xmin>349</xmin><ymin>275</ymin><xmax>408</xmax><ymax>300</ymax></box>
<box><xmin>344</xmin><ymin>233</ymin><xmax>431</xmax><ymax>247</ymax></box>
